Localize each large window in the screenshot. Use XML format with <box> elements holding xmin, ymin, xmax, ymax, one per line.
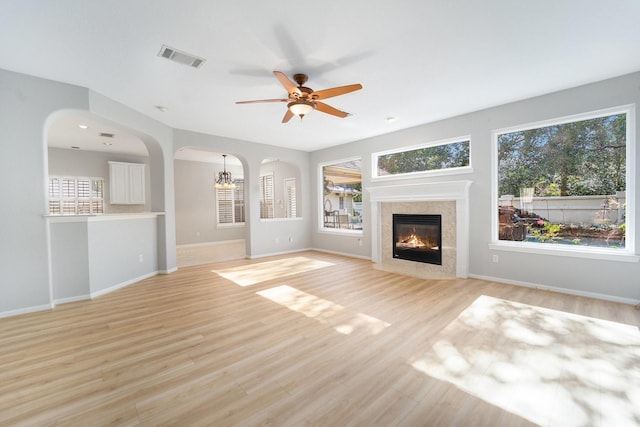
<box><xmin>216</xmin><ymin>179</ymin><xmax>244</xmax><ymax>226</ymax></box>
<box><xmin>495</xmin><ymin>107</ymin><xmax>633</xmax><ymax>252</ymax></box>
<box><xmin>48</xmin><ymin>176</ymin><xmax>104</xmax><ymax>215</ymax></box>
<box><xmin>373</xmin><ymin>137</ymin><xmax>470</xmax><ymax>178</ymax></box>
<box><xmin>321</xmin><ymin>159</ymin><xmax>362</xmax><ymax>232</ymax></box>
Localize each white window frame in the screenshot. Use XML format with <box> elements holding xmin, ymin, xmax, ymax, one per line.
<box><xmin>371</xmin><ymin>136</ymin><xmax>473</xmax><ymax>181</ymax></box>
<box><xmin>48</xmin><ymin>176</ymin><xmax>104</xmax><ymax>215</ymax></box>
<box><xmin>490</xmin><ymin>104</ymin><xmax>638</xmax><ymax>262</ymax></box>
<box><xmin>216</xmin><ymin>179</ymin><xmax>245</xmax><ymax>228</ymax></box>
<box><xmin>319</xmin><ymin>157</ymin><xmax>363</xmax><ymax>235</ymax></box>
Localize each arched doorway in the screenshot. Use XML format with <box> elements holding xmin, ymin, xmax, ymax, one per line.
<box><xmin>174</xmin><ymin>148</ymin><xmax>246</xmax><ymax>267</ymax></box>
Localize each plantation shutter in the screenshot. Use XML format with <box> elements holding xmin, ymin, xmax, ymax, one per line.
<box><xmin>217</xmin><ymin>188</ymin><xmax>233</xmax><ymax>224</ymax></box>
<box><xmin>260</xmin><ymin>174</ymin><xmax>274</xmax><ymax>219</ymax></box>
<box><xmin>48</xmin><ymin>176</ymin><xmax>105</xmax><ymax>215</ymax></box>
<box><xmin>285</xmin><ymin>178</ymin><xmax>296</xmax><ymax>218</ymax></box>
<box><xmin>233</xmin><ymin>179</ymin><xmax>245</xmax><ymax>223</ymax></box>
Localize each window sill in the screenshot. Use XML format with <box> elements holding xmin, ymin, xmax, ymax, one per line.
<box><xmin>489</xmin><ymin>241</ymin><xmax>639</xmax><ymax>263</ymax></box>
<box><xmin>371</xmin><ymin>166</ymin><xmax>473</xmax><ymax>182</ymax></box>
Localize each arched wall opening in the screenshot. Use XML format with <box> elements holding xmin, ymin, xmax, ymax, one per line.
<box><xmin>174</xmin><ymin>147</ymin><xmax>247</xmax><ymax>267</ymax></box>
<box><xmin>44</xmin><ymin>109</ymin><xmax>169</xmax><ymax>304</ymax></box>
<box><xmin>259</xmin><ymin>157</ymin><xmax>302</xmax><ymax>219</ymax></box>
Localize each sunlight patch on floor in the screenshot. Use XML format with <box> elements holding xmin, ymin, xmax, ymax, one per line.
<box><xmin>257</xmin><ymin>285</ymin><xmax>390</xmax><ymax>335</ymax></box>
<box><xmin>211</xmin><ymin>257</ymin><xmax>334</xmax><ymax>286</ymax></box>
<box><xmin>410</xmin><ymin>295</ymin><xmax>640</xmax><ymax>427</ymax></box>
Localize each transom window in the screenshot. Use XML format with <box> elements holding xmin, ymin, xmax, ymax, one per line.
<box><xmin>494</xmin><ymin>106</ymin><xmax>634</xmax><ymax>254</ymax></box>
<box><xmin>373</xmin><ymin>137</ymin><xmax>470</xmax><ymax>179</ymax></box>
<box><xmin>48</xmin><ymin>176</ymin><xmax>104</xmax><ymax>215</ymax></box>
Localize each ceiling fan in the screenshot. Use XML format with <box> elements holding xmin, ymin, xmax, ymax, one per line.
<box><xmin>236</xmin><ymin>71</ymin><xmax>362</xmax><ymax>123</ymax></box>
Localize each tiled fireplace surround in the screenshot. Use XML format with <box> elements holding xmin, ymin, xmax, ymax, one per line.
<box><xmin>367</xmin><ymin>180</ymin><xmax>472</xmax><ymax>279</ymax></box>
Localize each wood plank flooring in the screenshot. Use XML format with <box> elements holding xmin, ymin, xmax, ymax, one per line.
<box><xmin>1</xmin><ymin>251</ymin><xmax>639</xmax><ymax>426</ymax></box>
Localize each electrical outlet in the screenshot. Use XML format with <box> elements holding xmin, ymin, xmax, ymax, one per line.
<box><xmin>492</xmin><ymin>255</ymin><xmax>499</xmax><ymax>263</ymax></box>
<box><xmin>288</xmin><ymin>236</ymin><xmax>293</xmax><ymax>243</ymax></box>
<box><xmin>139</xmin><ymin>254</ymin><xmax>144</xmax><ymax>263</ymax></box>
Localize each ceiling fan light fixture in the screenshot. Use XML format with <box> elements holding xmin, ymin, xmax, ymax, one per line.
<box><xmin>288</xmin><ymin>100</ymin><xmax>315</xmax><ymax>117</ymax></box>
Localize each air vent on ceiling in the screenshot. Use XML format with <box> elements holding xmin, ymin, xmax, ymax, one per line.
<box><xmin>99</xmin><ymin>132</ymin><xmax>115</xmax><ymax>138</ymax></box>
<box><xmin>157</xmin><ymin>45</ymin><xmax>206</xmax><ymax>69</ymax></box>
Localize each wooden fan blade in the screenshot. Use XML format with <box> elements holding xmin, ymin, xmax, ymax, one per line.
<box><xmin>315</xmin><ymin>101</ymin><xmax>349</xmax><ymax>118</ymax></box>
<box><xmin>273</xmin><ymin>71</ymin><xmax>302</xmax><ymax>97</ymax></box>
<box><xmin>312</xmin><ymin>84</ymin><xmax>362</xmax><ymax>100</ymax></box>
<box><xmin>236</xmin><ymin>98</ymin><xmax>288</xmax><ymax>104</ymax></box>
<box><xmin>282</xmin><ymin>109</ymin><xmax>294</xmax><ymax>123</ymax></box>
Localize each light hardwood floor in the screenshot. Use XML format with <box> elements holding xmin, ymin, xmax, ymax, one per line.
<box><xmin>1</xmin><ymin>251</ymin><xmax>639</xmax><ymax>426</ymax></box>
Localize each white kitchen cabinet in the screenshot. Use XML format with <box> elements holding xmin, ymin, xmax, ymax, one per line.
<box><xmin>109</xmin><ymin>161</ymin><xmax>145</xmax><ymax>204</ymax></box>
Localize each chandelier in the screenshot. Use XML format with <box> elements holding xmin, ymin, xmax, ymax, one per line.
<box><xmin>214</xmin><ymin>154</ymin><xmax>235</xmax><ymax>189</ymax></box>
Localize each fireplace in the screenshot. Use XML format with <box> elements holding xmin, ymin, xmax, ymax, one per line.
<box><xmin>393</xmin><ymin>214</ymin><xmax>442</xmax><ymax>265</ymax></box>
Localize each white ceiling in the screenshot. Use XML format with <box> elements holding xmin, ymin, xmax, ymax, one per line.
<box><xmin>3</xmin><ymin>0</ymin><xmax>640</xmax><ymax>154</ymax></box>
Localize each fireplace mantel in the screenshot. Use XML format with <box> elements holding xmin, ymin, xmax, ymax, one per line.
<box><xmin>366</xmin><ymin>180</ymin><xmax>472</xmax><ymax>278</ymax></box>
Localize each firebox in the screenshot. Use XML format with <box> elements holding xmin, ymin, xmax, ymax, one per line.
<box><xmin>393</xmin><ymin>214</ymin><xmax>442</xmax><ymax>265</ymax></box>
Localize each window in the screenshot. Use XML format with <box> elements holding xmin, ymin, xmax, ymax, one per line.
<box><xmin>284</xmin><ymin>178</ymin><xmax>297</xmax><ymax>218</ymax></box>
<box><xmin>48</xmin><ymin>176</ymin><xmax>104</xmax><ymax>215</ymax></box>
<box><xmin>495</xmin><ymin>107</ymin><xmax>633</xmax><ymax>253</ymax></box>
<box><xmin>373</xmin><ymin>137</ymin><xmax>470</xmax><ymax>178</ymax></box>
<box><xmin>321</xmin><ymin>159</ymin><xmax>362</xmax><ymax>232</ymax></box>
<box><xmin>260</xmin><ymin>174</ymin><xmax>275</xmax><ymax>219</ymax></box>
<box><xmin>216</xmin><ymin>179</ymin><xmax>244</xmax><ymax>226</ymax></box>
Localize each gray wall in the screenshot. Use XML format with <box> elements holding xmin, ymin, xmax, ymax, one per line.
<box><xmin>0</xmin><ymin>68</ymin><xmax>176</xmax><ymax>317</ymax></box>
<box><xmin>260</xmin><ymin>160</ymin><xmax>302</xmax><ymax>218</ymax></box>
<box><xmin>311</xmin><ymin>71</ymin><xmax>640</xmax><ymax>302</ymax></box>
<box><xmin>48</xmin><ymin>147</ymin><xmax>151</xmax><ymax>213</ymax></box>
<box><xmin>87</xmin><ymin>217</ymin><xmax>158</xmax><ymax>294</ymax></box>
<box><xmin>2</xmin><ymin>66</ymin><xmax>639</xmax><ymax>317</ymax></box>
<box><xmin>50</xmin><ymin>221</ymin><xmax>90</xmax><ymax>302</ymax></box>
<box><xmin>173</xmin><ymin>130</ymin><xmax>312</xmax><ymax>258</ymax></box>
<box><xmin>0</xmin><ymin>69</ymin><xmax>89</xmax><ymax>315</ymax></box>
<box><xmin>174</xmin><ymin>159</ymin><xmax>245</xmax><ymax>245</ymax></box>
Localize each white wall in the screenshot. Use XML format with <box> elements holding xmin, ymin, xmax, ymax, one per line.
<box><xmin>311</xmin><ymin>72</ymin><xmax>640</xmax><ymax>303</ymax></box>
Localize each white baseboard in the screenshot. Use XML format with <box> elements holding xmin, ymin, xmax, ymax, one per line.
<box><xmin>310</xmin><ymin>247</ymin><xmax>372</xmax><ymax>261</ymax></box>
<box><xmin>1</xmin><ymin>272</ymin><xmax>161</xmax><ymax>319</ymax></box>
<box><xmin>90</xmin><ymin>271</ymin><xmax>158</xmax><ymax>299</ymax></box>
<box><xmin>469</xmin><ymin>273</ymin><xmax>639</xmax><ymax>306</ymax></box>
<box><xmin>158</xmin><ymin>267</ymin><xmax>178</xmax><ymax>274</ymax></box>
<box><xmin>0</xmin><ymin>303</ymin><xmax>53</xmax><ymax>319</ymax></box>
<box><xmin>53</xmin><ymin>294</ymin><xmax>90</xmax><ymax>306</ymax></box>
<box><xmin>176</xmin><ymin>239</ymin><xmax>245</xmax><ymax>248</ymax></box>
<box><xmin>247</xmin><ymin>248</ymin><xmax>311</xmax><ymax>259</ymax></box>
